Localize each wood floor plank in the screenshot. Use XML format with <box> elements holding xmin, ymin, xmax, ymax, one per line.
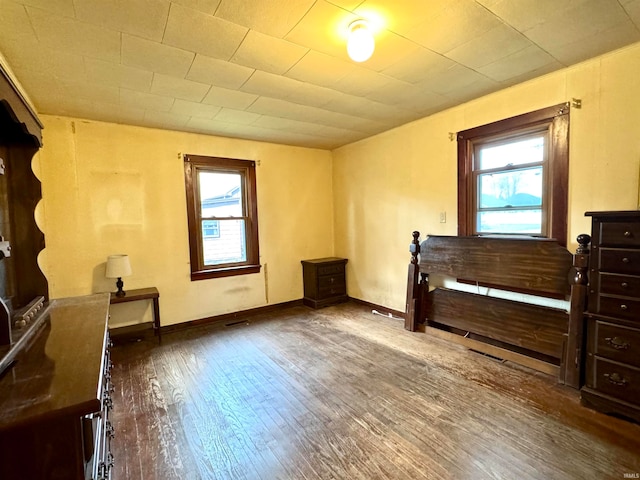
<box><xmin>249</xmin><ymin>325</ymin><xmax>440</xmax><ymax>479</ymax></box>
<box><xmin>110</xmin><ymin>303</ymin><xmax>640</xmax><ymax>480</ymax></box>
<box><xmin>211</xmin><ymin>331</ymin><xmax>351</xmax><ymax>480</ymax></box>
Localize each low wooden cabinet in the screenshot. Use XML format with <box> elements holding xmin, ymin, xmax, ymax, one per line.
<box><xmin>301</xmin><ymin>258</ymin><xmax>348</xmax><ymax>308</ymax></box>
<box><xmin>582</xmin><ymin>211</ymin><xmax>640</xmax><ymax>422</ymax></box>
<box><xmin>0</xmin><ymin>294</ymin><xmax>113</xmax><ymax>479</ymax></box>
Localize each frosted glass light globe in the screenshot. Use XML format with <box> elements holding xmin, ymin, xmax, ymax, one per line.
<box><xmin>347</xmin><ymin>20</ymin><xmax>375</xmax><ymax>62</ymax></box>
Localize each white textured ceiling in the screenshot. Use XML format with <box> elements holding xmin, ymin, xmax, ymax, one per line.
<box><xmin>1</xmin><ymin>0</ymin><xmax>640</xmax><ymax>149</ymax></box>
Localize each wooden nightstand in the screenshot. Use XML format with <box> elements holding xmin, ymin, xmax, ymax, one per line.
<box><xmin>301</xmin><ymin>258</ymin><xmax>348</xmax><ymax>309</ymax></box>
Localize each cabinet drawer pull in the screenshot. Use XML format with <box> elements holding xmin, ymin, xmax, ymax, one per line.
<box><xmin>624</xmin><ymin>231</ymin><xmax>632</xmax><ymax>237</ymax></box>
<box><xmin>604</xmin><ymin>372</ymin><xmax>627</xmax><ymax>386</ymax></box>
<box><xmin>622</xmin><ymin>257</ymin><xmax>630</xmax><ymax>263</ymax></box>
<box><xmin>106</xmin><ymin>420</ymin><xmax>115</xmax><ymax>439</ymax></box>
<box><xmin>605</xmin><ymin>336</ymin><xmax>630</xmax><ymax>350</ymax></box>
<box><xmin>620</xmin><ymin>304</ymin><xmax>628</xmax><ymax>310</ymax></box>
<box><xmin>621</xmin><ymin>282</ymin><xmax>629</xmax><ymax>288</ymax></box>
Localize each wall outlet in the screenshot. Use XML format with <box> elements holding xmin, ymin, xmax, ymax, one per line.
<box><xmin>439</xmin><ymin>211</ymin><xmax>446</xmax><ymax>223</ymax></box>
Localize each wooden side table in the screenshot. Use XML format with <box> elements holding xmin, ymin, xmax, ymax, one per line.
<box><xmin>301</xmin><ymin>257</ymin><xmax>348</xmax><ymax>308</ymax></box>
<box><xmin>110</xmin><ymin>287</ymin><xmax>161</xmax><ymax>343</ymax></box>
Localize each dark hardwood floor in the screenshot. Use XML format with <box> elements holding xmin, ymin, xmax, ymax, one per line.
<box><xmin>110</xmin><ymin>302</ymin><xmax>640</xmax><ymax>479</ymax></box>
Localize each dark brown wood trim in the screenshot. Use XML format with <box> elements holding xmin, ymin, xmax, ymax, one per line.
<box><xmin>549</xmin><ymin>111</ymin><xmax>569</xmax><ymax>246</ymax></box>
<box><xmin>183</xmin><ymin>154</ymin><xmax>260</xmax><ymax>281</ymax></box>
<box><xmin>190</xmin><ymin>264</ymin><xmax>261</xmax><ymax>280</ymax></box>
<box><xmin>160</xmin><ymin>299</ymin><xmax>303</xmax><ymax>335</ymax></box>
<box><xmin>457</xmin><ymin>134</ymin><xmax>471</xmax><ymax>238</ymax></box>
<box><xmin>183</xmin><ymin>158</ymin><xmax>200</xmax><ymax>276</ymax></box>
<box><xmin>458</xmin><ymin>103</ymin><xmax>569</xmax><ymax>139</ymax></box>
<box><xmin>457</xmin><ymin>102</ymin><xmax>570</xmax><ymax>246</ymax></box>
<box><xmin>0</xmin><ymin>65</ymin><xmax>43</xmax><ymax>146</ymax></box>
<box><xmin>348</xmin><ymin>297</ymin><xmax>406</xmax><ymax>319</ymax></box>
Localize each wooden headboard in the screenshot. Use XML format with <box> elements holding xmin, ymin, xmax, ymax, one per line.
<box><xmin>404</xmin><ymin>233</ymin><xmax>591</xmax><ymax>388</ymax></box>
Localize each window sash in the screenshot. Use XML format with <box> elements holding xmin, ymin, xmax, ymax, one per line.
<box><xmin>184</xmin><ymin>155</ymin><xmax>260</xmax><ymax>280</ymax></box>
<box><xmin>457</xmin><ymin>103</ymin><xmax>569</xmax><ymax>245</ymax></box>
<box><xmin>200</xmin><ymin>218</ymin><xmax>247</xmax><ymax>267</ymax></box>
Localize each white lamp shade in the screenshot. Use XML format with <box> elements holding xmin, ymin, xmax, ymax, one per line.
<box><xmin>347</xmin><ymin>20</ymin><xmax>375</xmax><ymax>62</ymax></box>
<box><xmin>105</xmin><ymin>254</ymin><xmax>132</xmax><ymax>278</ymax></box>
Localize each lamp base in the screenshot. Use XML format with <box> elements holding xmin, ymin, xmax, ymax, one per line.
<box><xmin>115</xmin><ymin>277</ymin><xmax>126</xmax><ymax>297</ymax></box>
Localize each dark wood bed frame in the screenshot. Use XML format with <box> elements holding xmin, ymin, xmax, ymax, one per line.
<box><xmin>404</xmin><ymin>232</ymin><xmax>591</xmax><ymax>388</ymax></box>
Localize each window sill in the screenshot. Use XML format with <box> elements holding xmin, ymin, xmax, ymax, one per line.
<box><xmin>190</xmin><ymin>264</ymin><xmax>261</xmax><ymax>281</ymax></box>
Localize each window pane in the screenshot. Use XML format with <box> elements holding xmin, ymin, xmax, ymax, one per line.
<box><xmin>478</xmin><ymin>136</ymin><xmax>544</xmax><ymax>170</ymax></box>
<box><xmin>477</xmin><ymin>210</ymin><xmax>542</xmax><ymax>234</ymax></box>
<box><xmin>202</xmin><ymin>219</ymin><xmax>246</xmax><ymax>265</ymax></box>
<box><xmin>478</xmin><ymin>166</ymin><xmax>542</xmax><ymax>209</ymax></box>
<box><xmin>202</xmin><ymin>219</ymin><xmax>220</xmax><ymax>238</ymax></box>
<box><xmin>199</xmin><ymin>171</ymin><xmax>243</xmax><ymax>217</ymax></box>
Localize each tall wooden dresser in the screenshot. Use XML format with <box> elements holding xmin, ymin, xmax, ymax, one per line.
<box><xmin>582</xmin><ymin>211</ymin><xmax>640</xmax><ymax>422</ymax></box>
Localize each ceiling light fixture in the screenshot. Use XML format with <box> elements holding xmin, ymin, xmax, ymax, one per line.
<box><xmin>347</xmin><ymin>19</ymin><xmax>375</xmax><ymax>63</ymax></box>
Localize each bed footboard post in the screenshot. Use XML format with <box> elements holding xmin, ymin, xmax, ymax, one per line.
<box><xmin>562</xmin><ymin>233</ymin><xmax>591</xmax><ymax>388</ymax></box>
<box><xmin>405</xmin><ymin>231</ymin><xmax>420</xmax><ymax>331</ymax></box>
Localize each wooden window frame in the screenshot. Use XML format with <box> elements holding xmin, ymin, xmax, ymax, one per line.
<box><xmin>184</xmin><ymin>154</ymin><xmax>260</xmax><ymax>280</ymax></box>
<box><xmin>457</xmin><ymin>103</ymin><xmax>570</xmax><ymax>246</ymax></box>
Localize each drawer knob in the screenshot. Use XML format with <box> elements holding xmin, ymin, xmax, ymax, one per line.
<box><xmin>621</xmin><ymin>282</ymin><xmax>629</xmax><ymax>289</ymax></box>
<box><xmin>605</xmin><ymin>336</ymin><xmax>630</xmax><ymax>350</ymax></box>
<box><xmin>620</xmin><ymin>304</ymin><xmax>628</xmax><ymax>310</ymax></box>
<box><xmin>106</xmin><ymin>420</ymin><xmax>115</xmax><ymax>439</ymax></box>
<box><xmin>622</xmin><ymin>257</ymin><xmax>630</xmax><ymax>264</ymax></box>
<box><xmin>624</xmin><ymin>231</ymin><xmax>632</xmax><ymax>237</ymax></box>
<box><xmin>604</xmin><ymin>372</ymin><xmax>627</xmax><ymax>387</ymax></box>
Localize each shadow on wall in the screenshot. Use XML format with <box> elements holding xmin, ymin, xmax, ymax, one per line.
<box><xmin>92</xmin><ymin>262</ymin><xmax>115</xmax><ymax>294</ymax></box>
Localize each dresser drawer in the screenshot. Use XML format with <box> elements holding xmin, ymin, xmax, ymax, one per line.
<box><xmin>586</xmin><ymin>356</ymin><xmax>640</xmax><ymax>404</ymax></box>
<box><xmin>597</xmin><ymin>221</ymin><xmax>640</xmax><ymax>247</ymax></box>
<box><xmin>599</xmin><ymin>249</ymin><xmax>640</xmax><ymax>274</ymax></box>
<box><xmin>590</xmin><ymin>320</ymin><xmax>640</xmax><ymax>367</ymax></box>
<box><xmin>596</xmin><ymin>295</ymin><xmax>640</xmax><ymax>321</ymax></box>
<box><xmin>599</xmin><ymin>273</ymin><xmax>640</xmax><ymax>297</ymax></box>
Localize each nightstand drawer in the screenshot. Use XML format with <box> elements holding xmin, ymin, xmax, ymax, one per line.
<box><xmin>586</xmin><ymin>356</ymin><xmax>640</xmax><ymax>404</ymax></box>
<box><xmin>318</xmin><ymin>284</ymin><xmax>346</xmax><ymax>299</ymax></box>
<box><xmin>317</xmin><ymin>264</ymin><xmax>345</xmax><ymax>276</ymax></box>
<box><xmin>318</xmin><ymin>274</ymin><xmax>345</xmax><ymax>289</ymax></box>
<box><xmin>590</xmin><ymin>320</ymin><xmax>640</xmax><ymax>367</ymax></box>
<box><xmin>598</xmin><ymin>221</ymin><xmax>640</xmax><ymax>247</ymax></box>
<box><xmin>599</xmin><ymin>273</ymin><xmax>640</xmax><ymax>297</ymax></box>
<box><xmin>317</xmin><ymin>274</ymin><xmax>346</xmax><ymax>299</ymax></box>
<box><xmin>597</xmin><ymin>295</ymin><xmax>640</xmax><ymax>321</ymax></box>
<box><xmin>600</xmin><ymin>249</ymin><xmax>640</xmax><ymax>274</ymax></box>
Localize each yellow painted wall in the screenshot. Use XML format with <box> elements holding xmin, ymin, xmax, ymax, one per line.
<box><xmin>34</xmin><ymin>118</ymin><xmax>334</xmax><ymax>327</ymax></box>
<box><xmin>333</xmin><ymin>42</ymin><xmax>640</xmax><ymax>312</ymax></box>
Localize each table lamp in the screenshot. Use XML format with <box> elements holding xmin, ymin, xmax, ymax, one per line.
<box><xmin>106</xmin><ymin>254</ymin><xmax>132</xmax><ymax>297</ymax></box>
